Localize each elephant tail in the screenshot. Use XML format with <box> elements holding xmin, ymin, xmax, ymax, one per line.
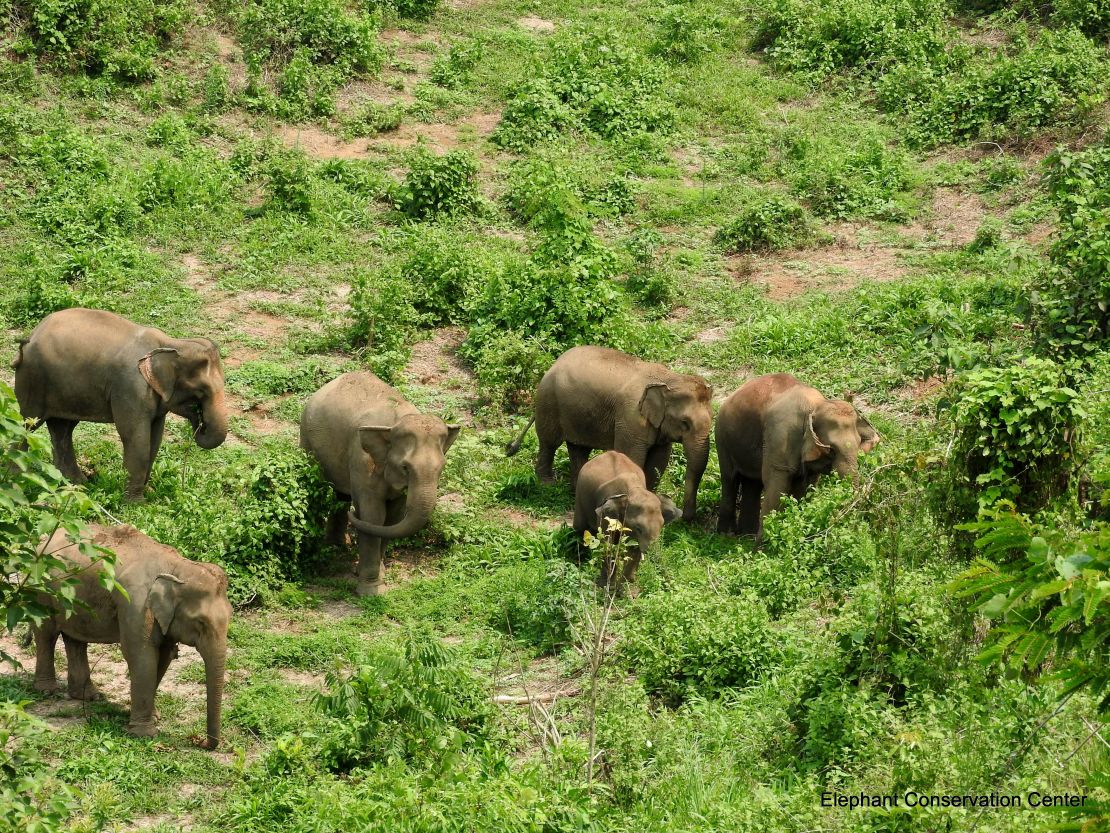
<box><xmin>505</xmin><ymin>416</ymin><xmax>536</xmax><ymax>457</ymax></box>
<box><xmin>11</xmin><ymin>339</ymin><xmax>27</xmax><ymax>369</ymax></box>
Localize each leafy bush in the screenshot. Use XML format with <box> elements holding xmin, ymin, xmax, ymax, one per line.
<box><xmin>1</xmin><ymin>382</ymin><xmax>118</xmax><ymax>654</ymax></box>
<box><xmin>346</xmin><ymin>270</ymin><xmax>418</xmax><ymax>381</ymax></box>
<box><xmin>621</xmin><ymin>589</ymin><xmax>779</xmax><ymax>704</ymax></box>
<box><xmin>882</xmin><ymin>28</ymin><xmax>1106</xmax><ymax>147</ymax></box>
<box><xmin>652</xmin><ymin>4</ymin><xmax>721</xmax><ymax>63</ymax></box>
<box><xmin>506</xmin><ymin>154</ymin><xmax>636</xmax><ymax>223</ymax></box>
<box><xmin>953</xmin><ymin>508</ymin><xmax>1110</xmax><ymax>713</ymax></box>
<box><xmin>469</xmin><ymin>330</ymin><xmax>555</xmax><ymax>411</ymax></box>
<box><xmin>429</xmin><ymin>40</ymin><xmax>482</xmax><ymax>89</ymax></box>
<box><xmin>398</xmin><ymin>227</ymin><xmax>485</xmax><ymax>324</ymax></box>
<box><xmin>0</xmin><ymin>703</ymin><xmax>80</xmax><ymax>832</ymax></box>
<box><xmin>474</xmin><ymin>558</ymin><xmax>583</xmax><ymax>652</ymax></box>
<box><xmin>950</xmin><ymin>357</ymin><xmax>1084</xmax><ymax>511</ymax></box>
<box><xmin>368</xmin><ymin>0</ymin><xmax>441</xmax><ymax>21</ymax></box>
<box><xmin>342</xmin><ymin>101</ymin><xmax>404</xmax><ymax>137</ymax></box>
<box><xmin>264</xmin><ymin>148</ymin><xmax>317</xmax><ymax>214</ymax></box>
<box><xmin>17</xmin><ymin>0</ymin><xmax>191</xmax><ymax>80</ymax></box>
<box><xmin>495</xmin><ymin>29</ymin><xmax>672</xmax><ymax>148</ymax></box>
<box><xmin>397</xmin><ymin>149</ymin><xmax>481</xmax><ymax>220</ymax></box>
<box><xmin>1052</xmin><ymin>0</ymin><xmax>1110</xmax><ymax>35</ymax></box>
<box><xmin>755</xmin><ymin>0</ymin><xmax>952</xmax><ymax>78</ymax></box>
<box><xmin>714</xmin><ymin>193</ymin><xmax>810</xmax><ymax>253</ymax></box>
<box><xmin>229</xmin><ymin>358</ymin><xmax>336</xmax><ymax>397</ymax></box>
<box><xmin>1033</xmin><ymin>139</ymin><xmax>1110</xmax><ymax>360</ymax></box>
<box><xmin>229</xmin><ymin>0</ymin><xmax>384</xmax><ymax>119</ymax></box>
<box><xmin>315</xmin><ymin>629</ymin><xmax>493</xmax><ymax>771</ymax></box>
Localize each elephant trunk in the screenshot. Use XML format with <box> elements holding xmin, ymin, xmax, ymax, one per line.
<box><xmin>200</xmin><ymin>635</ymin><xmax>226</xmax><ymax>750</ymax></box>
<box><xmin>194</xmin><ymin>391</ymin><xmax>228</xmax><ymax>450</ymax></box>
<box><xmin>834</xmin><ymin>449</ymin><xmax>860</xmax><ymax>484</ymax></box>
<box><xmin>348</xmin><ymin>478</ymin><xmax>438</xmax><ymax>539</ymax></box>
<box><xmin>681</xmin><ymin>434</ymin><xmax>711</xmax><ymax>522</ymax></box>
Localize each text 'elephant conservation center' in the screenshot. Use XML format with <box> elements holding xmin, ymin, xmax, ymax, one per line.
<box><xmin>1</xmin><ymin>0</ymin><xmax>1109</xmax><ymax>831</ymax></box>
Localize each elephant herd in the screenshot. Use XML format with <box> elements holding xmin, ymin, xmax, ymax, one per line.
<box><xmin>10</xmin><ymin>308</ymin><xmax>880</xmax><ymax>748</ymax></box>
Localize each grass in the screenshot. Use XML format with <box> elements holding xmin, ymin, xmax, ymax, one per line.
<box><xmin>1</xmin><ymin>0</ymin><xmax>1109</xmax><ymax>831</ymax></box>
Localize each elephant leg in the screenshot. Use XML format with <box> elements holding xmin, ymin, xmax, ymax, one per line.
<box><xmin>644</xmin><ymin>444</ymin><xmax>672</xmax><ymax>492</ymax></box>
<box><xmin>148</xmin><ymin>414</ymin><xmax>166</xmax><ymax>469</ymax></box>
<box><xmin>33</xmin><ymin>624</ymin><xmax>60</xmax><ymax>693</ymax></box>
<box><xmin>326</xmin><ymin>501</ymin><xmax>350</xmax><ymax>547</ymax></box>
<box><xmin>738</xmin><ymin>476</ymin><xmax>762</xmax><ymax>536</ymax></box>
<box><xmin>535</xmin><ymin>430</ymin><xmax>562</xmax><ymax>484</ymax></box>
<box><xmin>567</xmin><ymin>443</ymin><xmax>591</xmax><ymax>491</ymax></box>
<box><xmin>118</xmin><ymin>420</ymin><xmax>153</xmax><ymax>502</ymax></box>
<box><xmin>757</xmin><ymin>470</ymin><xmax>792</xmax><ymax>544</ymax></box>
<box><xmin>155</xmin><ymin>642</ymin><xmax>178</xmax><ymax>689</ymax></box>
<box><xmin>122</xmin><ymin>640</ymin><xmax>160</xmax><ymax>737</ymax></box>
<box><xmin>718</xmin><ymin>469</ymin><xmax>740</xmax><ymax>534</ymax></box>
<box><xmin>353</xmin><ymin>497</ymin><xmax>387</xmax><ymax>597</ymax></box>
<box><xmin>47</xmin><ymin>419</ymin><xmax>84</xmax><ymax>484</ymax></box>
<box><xmin>62</xmin><ymin>635</ymin><xmax>101</xmax><ymax>701</ymax></box>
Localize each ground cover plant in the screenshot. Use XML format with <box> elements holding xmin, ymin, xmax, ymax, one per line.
<box><xmin>1</xmin><ymin>0</ymin><xmax>1109</xmax><ymax>831</ymax></box>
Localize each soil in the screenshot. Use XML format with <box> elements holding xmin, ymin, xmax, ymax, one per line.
<box><xmin>730</xmin><ymin>242</ymin><xmax>911</xmax><ymax>300</ymax></box>
<box><xmin>517</xmin><ymin>16</ymin><xmax>556</xmax><ymax>33</ymax></box>
<box><xmin>276</xmin><ymin>124</ymin><xmax>370</xmax><ymax>160</ymax></box>
<box><xmin>365</xmin><ymin>110</ymin><xmax>502</xmax><ymax>153</ymax></box>
<box><xmin>404</xmin><ymin>327</ymin><xmax>473</xmax><ymax>388</ymax></box>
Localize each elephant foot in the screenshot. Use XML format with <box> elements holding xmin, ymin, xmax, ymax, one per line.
<box><xmin>127</xmin><ymin>719</ymin><xmax>158</xmax><ymax>738</ymax></box>
<box><xmin>537</xmin><ymin>473</ymin><xmax>556</xmax><ymax>484</ymax></box>
<box><xmin>124</xmin><ymin>491</ymin><xmax>147</xmax><ymax>504</ymax></box>
<box><xmin>356</xmin><ymin>580</ymin><xmax>384</xmax><ymax>597</ymax></box>
<box><xmin>33</xmin><ymin>678</ymin><xmax>59</xmax><ymax>694</ymax></box>
<box><xmin>68</xmin><ymin>682</ymin><xmax>103</xmax><ymax>701</ymax></box>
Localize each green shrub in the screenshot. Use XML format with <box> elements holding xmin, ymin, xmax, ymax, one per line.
<box><xmin>18</xmin><ymin>0</ymin><xmax>192</xmax><ymax>80</ymax></box>
<box><xmin>624</xmin><ymin>227</ymin><xmax>676</xmax><ymax>310</ymax></box>
<box><xmin>368</xmin><ymin>0</ymin><xmax>441</xmax><ymax>20</ymax></box>
<box><xmin>429</xmin><ymin>40</ymin><xmax>482</xmax><ymax>89</ymax></box>
<box><xmin>882</xmin><ymin>28</ymin><xmax>1106</xmax><ymax>147</ymax></box>
<box><xmin>622</xmin><ymin>589</ymin><xmax>779</xmax><ymax>704</ymax></box>
<box><xmin>202</xmin><ymin>63</ymin><xmax>233</xmax><ymax>112</ymax></box>
<box><xmin>714</xmin><ymin>193</ymin><xmax>810</xmax><ymax>253</ymax></box>
<box><xmin>342</xmin><ymin>101</ymin><xmax>404</xmax><ymax>137</ymax></box>
<box><xmin>346</xmin><ymin>270</ymin><xmax>418</xmax><ymax>381</ymax></box>
<box><xmin>1052</xmin><ymin>0</ymin><xmax>1110</xmax><ymax>35</ymax></box>
<box><xmin>470</xmin><ymin>331</ymin><xmax>555</xmax><ymax>411</ymax></box>
<box><xmin>492</xmin><ymin>79</ymin><xmax>574</xmax><ymax>152</ymax></box>
<box><xmin>1033</xmin><ymin>139</ymin><xmax>1110</xmax><ymax>360</ymax></box>
<box><xmin>0</xmin><ymin>703</ymin><xmax>80</xmax><ymax>832</ymax></box>
<box><xmin>652</xmin><ymin>4</ymin><xmax>721</xmax><ymax>63</ymax></box>
<box><xmin>474</xmin><ymin>558</ymin><xmax>583</xmax><ymax>652</ymax></box>
<box><xmin>506</xmin><ymin>154</ymin><xmax>635</xmax><ymax>223</ymax></box>
<box><xmin>229</xmin><ymin>358</ymin><xmax>336</xmax><ymax>396</ymax></box>
<box><xmin>397</xmin><ymin>149</ymin><xmax>481</xmax><ymax>220</ymax></box>
<box><xmin>398</xmin><ymin>227</ymin><xmax>485</xmax><ymax>324</ymax></box>
<box><xmin>950</xmin><ymin>357</ymin><xmax>1084</xmax><ymax>511</ymax></box>
<box><xmin>315</xmin><ymin>629</ymin><xmax>493</xmax><ymax>771</ymax></box>
<box><xmin>755</xmin><ymin>0</ymin><xmax>952</xmax><ymax>78</ymax></box>
<box><xmin>264</xmin><ymin>149</ymin><xmax>316</xmax><ymax>214</ymax></box>
<box><xmin>229</xmin><ymin>0</ymin><xmax>384</xmax><ymax>119</ymax></box>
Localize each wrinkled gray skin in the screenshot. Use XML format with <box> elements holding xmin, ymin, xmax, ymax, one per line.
<box><xmin>13</xmin><ymin>308</ymin><xmax>229</xmax><ymax>501</ymax></box>
<box><xmin>32</xmin><ymin>524</ymin><xmax>231</xmax><ymax>750</ymax></box>
<box><xmin>573</xmin><ymin>451</ymin><xmax>681</xmax><ymax>588</ymax></box>
<box><xmin>507</xmin><ymin>346</ymin><xmax>712</xmax><ymax>522</ymax></box>
<box><xmin>716</xmin><ymin>373</ymin><xmax>879</xmax><ymax>542</ymax></box>
<box><xmin>300</xmin><ymin>371</ymin><xmax>460</xmax><ymax>597</ymax></box>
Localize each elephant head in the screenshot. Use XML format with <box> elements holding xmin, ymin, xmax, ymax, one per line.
<box><xmin>801</xmin><ymin>399</ymin><xmax>880</xmax><ymax>481</ymax></box>
<box><xmin>138</xmin><ymin>338</ymin><xmax>228</xmax><ymax>449</ymax></box>
<box><xmin>146</xmin><ymin>562</ymin><xmax>231</xmax><ymax>750</ymax></box>
<box><xmin>638</xmin><ymin>375</ymin><xmax>713</xmax><ymax>521</ymax></box>
<box><xmin>348</xmin><ymin>414</ymin><xmax>461</xmax><ymax>539</ymax></box>
<box><xmin>596</xmin><ymin>488</ymin><xmax>681</xmax><ymax>553</ymax></box>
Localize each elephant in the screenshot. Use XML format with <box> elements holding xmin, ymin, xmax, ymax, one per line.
<box><xmin>573</xmin><ymin>451</ymin><xmax>681</xmax><ymax>587</ymax></box>
<box><xmin>13</xmin><ymin>308</ymin><xmax>229</xmax><ymax>501</ymax></box>
<box><xmin>31</xmin><ymin>524</ymin><xmax>231</xmax><ymax>749</ymax></box>
<box><xmin>715</xmin><ymin>373</ymin><xmax>879</xmax><ymax>541</ymax></box>
<box><xmin>300</xmin><ymin>371</ymin><xmax>460</xmax><ymax>597</ymax></box>
<box><xmin>506</xmin><ymin>345</ymin><xmax>713</xmax><ymax>522</ymax></box>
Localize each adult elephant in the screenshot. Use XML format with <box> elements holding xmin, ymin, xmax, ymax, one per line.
<box><xmin>32</xmin><ymin>524</ymin><xmax>231</xmax><ymax>749</ymax></box>
<box><xmin>13</xmin><ymin>308</ymin><xmax>228</xmax><ymax>501</ymax></box>
<box><xmin>716</xmin><ymin>373</ymin><xmax>879</xmax><ymax>541</ymax></box>
<box><xmin>506</xmin><ymin>345</ymin><xmax>713</xmax><ymax>522</ymax></box>
<box><xmin>300</xmin><ymin>371</ymin><xmax>460</xmax><ymax>597</ymax></box>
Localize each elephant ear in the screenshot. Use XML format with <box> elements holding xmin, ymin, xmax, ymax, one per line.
<box><xmin>137</xmin><ymin>348</ymin><xmax>179</xmax><ymax>403</ymax></box>
<box><xmin>595</xmin><ymin>494</ymin><xmax>628</xmax><ymax>534</ymax></box>
<box><xmin>146</xmin><ymin>573</ymin><xmax>184</xmax><ymax>638</ymax></box>
<box><xmin>801</xmin><ymin>412</ymin><xmax>832</xmax><ymax>463</ymax></box>
<box><xmin>358</xmin><ymin>425</ymin><xmax>393</xmax><ymax>462</ymax></box>
<box><xmin>658</xmin><ymin>494</ymin><xmax>681</xmax><ymax>525</ymax></box>
<box><xmin>442</xmin><ymin>424</ymin><xmax>462</xmax><ymax>454</ymax></box>
<box><xmin>638</xmin><ymin>383</ymin><xmax>668</xmax><ymax>429</ymax></box>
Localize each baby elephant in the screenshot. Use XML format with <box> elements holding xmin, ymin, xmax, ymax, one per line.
<box><xmin>32</xmin><ymin>524</ymin><xmax>231</xmax><ymax>749</ymax></box>
<box><xmin>301</xmin><ymin>371</ymin><xmax>460</xmax><ymax>596</ymax></box>
<box><xmin>574</xmin><ymin>451</ymin><xmax>681</xmax><ymax>587</ymax></box>
<box><xmin>14</xmin><ymin>308</ymin><xmax>229</xmax><ymax>501</ymax></box>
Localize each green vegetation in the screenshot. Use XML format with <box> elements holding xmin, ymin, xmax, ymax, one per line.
<box><xmin>1</xmin><ymin>0</ymin><xmax>1109</xmax><ymax>831</ymax></box>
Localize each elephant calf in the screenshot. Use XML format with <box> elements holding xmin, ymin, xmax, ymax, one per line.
<box><xmin>32</xmin><ymin>524</ymin><xmax>231</xmax><ymax>749</ymax></box>
<box><xmin>300</xmin><ymin>371</ymin><xmax>460</xmax><ymax>596</ymax></box>
<box><xmin>716</xmin><ymin>373</ymin><xmax>879</xmax><ymax>541</ymax></box>
<box><xmin>507</xmin><ymin>345</ymin><xmax>712</xmax><ymax>522</ymax></box>
<box><xmin>574</xmin><ymin>451</ymin><xmax>681</xmax><ymax>587</ymax></box>
<box><xmin>13</xmin><ymin>308</ymin><xmax>229</xmax><ymax>501</ymax></box>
